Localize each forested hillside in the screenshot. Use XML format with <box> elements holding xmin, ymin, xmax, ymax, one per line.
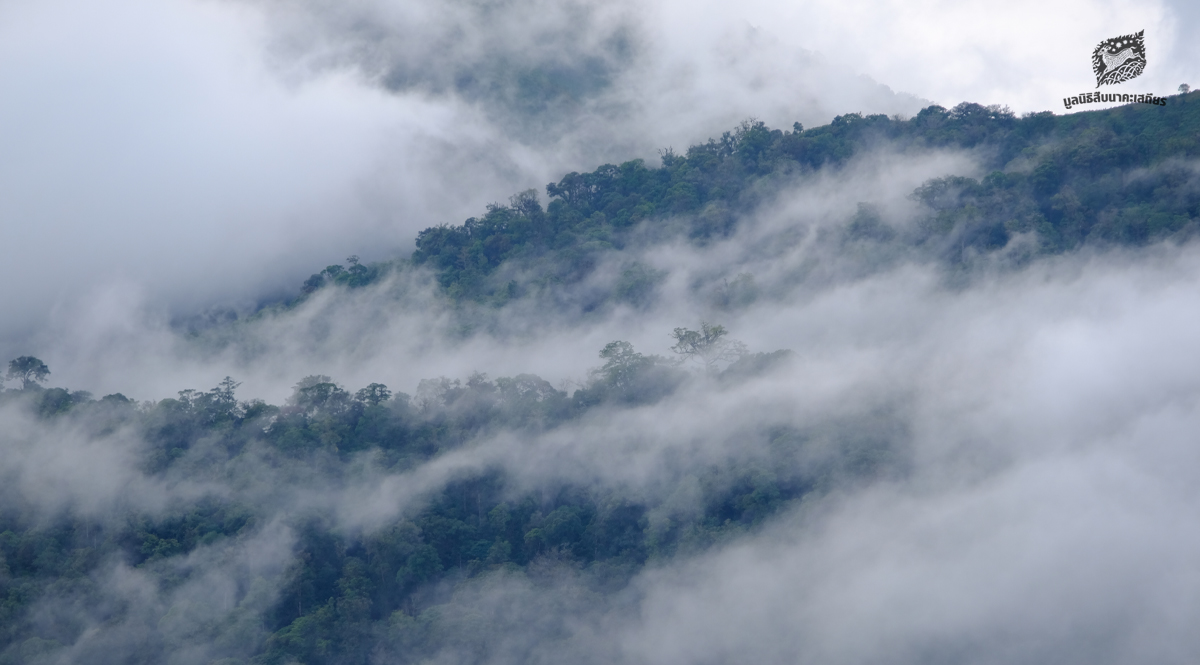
<box><xmin>0</xmin><ymin>337</ymin><xmax>852</xmax><ymax>665</ymax></box>
<box><xmin>2</xmin><ymin>92</ymin><xmax>1199</xmax><ymax>665</ymax></box>
<box><xmin>302</xmin><ymin>92</ymin><xmax>1199</xmax><ymax>310</ymax></box>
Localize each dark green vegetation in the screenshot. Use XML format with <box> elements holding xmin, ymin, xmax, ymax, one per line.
<box><xmin>0</xmin><ymin>342</ymin><xmax>879</xmax><ymax>665</ymax></box>
<box><xmin>297</xmin><ymin>92</ymin><xmax>1200</xmax><ymax>308</ymax></box>
<box><xmin>4</xmin><ymin>357</ymin><xmax>49</xmax><ymax>391</ymax></box>
<box><xmin>4</xmin><ymin>94</ymin><xmax>1199</xmax><ymax>664</ymax></box>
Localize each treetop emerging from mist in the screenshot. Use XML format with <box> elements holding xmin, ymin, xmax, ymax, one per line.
<box><xmin>5</xmin><ymin>356</ymin><xmax>49</xmax><ymax>390</ymax></box>
<box><xmin>670</xmin><ymin>323</ymin><xmax>748</xmax><ymax>374</ymax></box>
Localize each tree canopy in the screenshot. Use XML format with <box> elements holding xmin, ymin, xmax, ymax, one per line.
<box><xmin>0</xmin><ymin>328</ymin><xmax>807</xmax><ymax>664</ymax></box>
<box><xmin>5</xmin><ymin>356</ymin><xmax>49</xmax><ymax>389</ymax></box>
<box><xmin>670</xmin><ymin>323</ymin><xmax>748</xmax><ymax>373</ymax></box>
<box><xmin>396</xmin><ymin>96</ymin><xmax>1200</xmax><ymax>306</ymax></box>
<box><xmin>281</xmin><ymin>93</ymin><xmax>1200</xmax><ymax>315</ymax></box>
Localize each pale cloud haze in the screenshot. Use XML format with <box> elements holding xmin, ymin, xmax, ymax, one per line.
<box><xmin>2</xmin><ymin>1</ymin><xmax>1200</xmax><ymax>662</ymax></box>
<box><xmin>3</xmin><ymin>0</ymin><xmax>1197</xmax><ymax>353</ymax></box>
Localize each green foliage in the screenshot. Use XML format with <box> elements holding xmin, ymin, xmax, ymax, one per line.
<box><xmin>670</xmin><ymin>323</ymin><xmax>748</xmax><ymax>373</ymax></box>
<box><xmin>0</xmin><ymin>327</ymin><xmax>814</xmax><ymax>662</ymax></box>
<box><xmin>392</xmin><ymin>97</ymin><xmax>1200</xmax><ymax>307</ymax></box>
<box><xmin>12</xmin><ymin>93</ymin><xmax>1200</xmax><ymax>662</ymax></box>
<box><xmin>572</xmin><ymin>341</ymin><xmax>682</xmax><ymax>406</ymax></box>
<box><xmin>614</xmin><ymin>262</ymin><xmax>667</xmax><ymax>308</ymax></box>
<box><xmin>0</xmin><ymin>338</ymin><xmax>873</xmax><ymax>665</ymax></box>
<box><xmin>354</xmin><ymin>383</ymin><xmax>392</xmax><ymax>407</ymax></box>
<box><xmin>301</xmin><ymin>256</ymin><xmax>389</xmax><ymax>296</ymax></box>
<box><xmin>905</xmin><ymin>98</ymin><xmax>1200</xmax><ymax>258</ymax></box>
<box><xmin>5</xmin><ymin>357</ymin><xmax>49</xmax><ymax>390</ymax></box>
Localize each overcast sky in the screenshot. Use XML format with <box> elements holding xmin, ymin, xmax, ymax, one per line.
<box><xmin>1</xmin><ymin>0</ymin><xmax>1197</xmax><ymax>355</ymax></box>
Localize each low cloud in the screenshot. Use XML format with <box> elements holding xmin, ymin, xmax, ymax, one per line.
<box><xmin>5</xmin><ymin>1</ymin><xmax>1200</xmax><ymax>661</ymax></box>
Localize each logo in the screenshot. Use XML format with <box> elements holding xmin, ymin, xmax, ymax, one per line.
<box><xmin>1064</xmin><ymin>29</ymin><xmax>1163</xmax><ymax>109</ymax></box>
<box><xmin>1092</xmin><ymin>30</ymin><xmax>1146</xmax><ymax>87</ymax></box>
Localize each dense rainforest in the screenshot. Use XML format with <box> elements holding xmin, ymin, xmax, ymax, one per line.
<box><xmin>304</xmin><ymin>92</ymin><xmax>1200</xmax><ymax>309</ymax></box>
<box><xmin>1</xmin><ymin>340</ymin><xmax>854</xmax><ymax>665</ymax></box>
<box><xmin>2</xmin><ymin>92</ymin><xmax>1199</xmax><ymax>665</ymax></box>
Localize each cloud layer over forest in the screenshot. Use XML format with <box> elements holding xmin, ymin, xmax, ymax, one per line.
<box><xmin>4</xmin><ymin>1</ymin><xmax>1200</xmax><ymax>663</ymax></box>
<box><xmin>4</xmin><ymin>0</ymin><xmax>1197</xmax><ymax>351</ymax></box>
<box><xmin>7</xmin><ymin>132</ymin><xmax>1200</xmax><ymax>661</ymax></box>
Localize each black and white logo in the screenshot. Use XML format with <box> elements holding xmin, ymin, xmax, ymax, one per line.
<box><xmin>1092</xmin><ymin>30</ymin><xmax>1145</xmax><ymax>87</ymax></box>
